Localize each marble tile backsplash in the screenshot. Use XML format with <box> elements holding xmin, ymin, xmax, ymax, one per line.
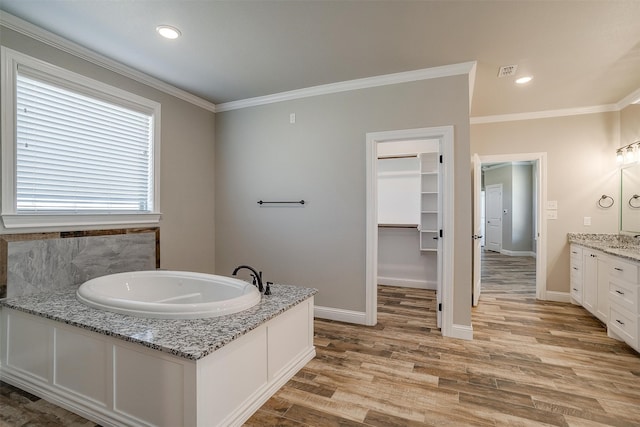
<box><xmin>2</xmin><ymin>229</ymin><xmax>158</xmax><ymax>298</ymax></box>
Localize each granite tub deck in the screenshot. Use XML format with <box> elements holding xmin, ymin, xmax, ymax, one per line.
<box><xmin>567</xmin><ymin>233</ymin><xmax>640</xmax><ymax>263</ymax></box>
<box><xmin>0</xmin><ymin>283</ymin><xmax>317</xmax><ymax>360</ymax></box>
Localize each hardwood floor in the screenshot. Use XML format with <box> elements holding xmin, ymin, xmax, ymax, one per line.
<box><xmin>2</xmin><ymin>250</ymin><xmax>639</xmax><ymax>426</ymax></box>
<box><xmin>246</xmin><ymin>251</ymin><xmax>640</xmax><ymax>426</ymax></box>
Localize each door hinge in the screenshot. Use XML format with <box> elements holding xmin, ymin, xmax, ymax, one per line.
<box><xmin>439</xmin><ymin>229</ymin><xmax>443</xmax><ymax>238</ymax></box>
<box><xmin>439</xmin><ymin>155</ymin><xmax>443</xmax><ymax>164</ymax></box>
<box><xmin>438</xmin><ymin>303</ymin><xmax>442</xmax><ymax>311</ymax></box>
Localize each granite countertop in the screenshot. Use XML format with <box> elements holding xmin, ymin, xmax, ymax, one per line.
<box><xmin>0</xmin><ymin>284</ymin><xmax>317</xmax><ymax>361</ymax></box>
<box><xmin>567</xmin><ymin>233</ymin><xmax>640</xmax><ymax>262</ymax></box>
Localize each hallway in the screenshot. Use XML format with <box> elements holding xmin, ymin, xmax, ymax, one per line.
<box><xmin>481</xmin><ymin>249</ymin><xmax>537</xmax><ymax>298</ymax></box>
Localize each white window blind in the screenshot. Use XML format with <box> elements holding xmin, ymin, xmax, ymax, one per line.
<box><xmin>15</xmin><ymin>72</ymin><xmax>154</xmax><ymax>214</ymax></box>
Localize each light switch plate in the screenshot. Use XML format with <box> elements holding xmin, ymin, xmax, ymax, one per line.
<box><xmin>547</xmin><ymin>210</ymin><xmax>558</xmax><ymax>220</ymax></box>
<box><xmin>584</xmin><ymin>216</ymin><xmax>591</xmax><ymax>226</ymax></box>
<box><xmin>546</xmin><ymin>200</ymin><xmax>558</xmax><ymax>210</ymax></box>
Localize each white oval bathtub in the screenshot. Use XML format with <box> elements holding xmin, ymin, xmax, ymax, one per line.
<box><xmin>76</xmin><ymin>270</ymin><xmax>261</xmax><ymax>319</ymax></box>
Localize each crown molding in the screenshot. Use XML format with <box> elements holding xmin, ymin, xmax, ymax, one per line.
<box><xmin>0</xmin><ymin>11</ymin><xmax>217</xmax><ymax>113</ymax></box>
<box><xmin>470</xmin><ymin>104</ymin><xmax>619</xmax><ymax>124</ymax></box>
<box><xmin>216</xmin><ymin>61</ymin><xmax>477</xmax><ymax>112</ymax></box>
<box><xmin>617</xmin><ymin>87</ymin><xmax>640</xmax><ymax>109</ymax></box>
<box><xmin>471</xmin><ymin>86</ymin><xmax>640</xmax><ymax>124</ymax></box>
<box><xmin>467</xmin><ymin>61</ymin><xmax>477</xmax><ymax>115</ymax></box>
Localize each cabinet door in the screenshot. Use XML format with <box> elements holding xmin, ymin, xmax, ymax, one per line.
<box><xmin>583</xmin><ymin>250</ymin><xmax>598</xmax><ymax>315</ymax></box>
<box><xmin>569</xmin><ymin>245</ymin><xmax>583</xmax><ymax>304</ymax></box>
<box><xmin>596</xmin><ymin>256</ymin><xmax>609</xmax><ymax>323</ymax></box>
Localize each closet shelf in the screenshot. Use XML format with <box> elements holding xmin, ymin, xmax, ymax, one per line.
<box><xmin>419</xmin><ymin>151</ymin><xmax>440</xmax><ymax>253</ymax></box>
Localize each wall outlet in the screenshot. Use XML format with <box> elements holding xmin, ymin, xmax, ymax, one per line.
<box><xmin>584</xmin><ymin>216</ymin><xmax>591</xmax><ymax>226</ymax></box>
<box><xmin>546</xmin><ymin>200</ymin><xmax>558</xmax><ymax>210</ymax></box>
<box><xmin>546</xmin><ymin>210</ymin><xmax>558</xmax><ymax>220</ymax></box>
<box><xmin>289</xmin><ymin>113</ymin><xmax>296</xmax><ymax>124</ymax></box>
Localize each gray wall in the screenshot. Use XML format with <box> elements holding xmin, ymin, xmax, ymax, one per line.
<box><xmin>511</xmin><ymin>164</ymin><xmax>534</xmax><ymax>252</ymax></box>
<box><xmin>378</xmin><ymin>228</ymin><xmax>437</xmax><ymax>288</ymax></box>
<box><xmin>0</xmin><ymin>26</ymin><xmax>217</xmax><ymax>274</ymax></box>
<box><xmin>484</xmin><ymin>164</ymin><xmax>534</xmax><ymax>253</ymax></box>
<box><xmin>215</xmin><ymin>75</ymin><xmax>472</xmax><ymax>326</ymax></box>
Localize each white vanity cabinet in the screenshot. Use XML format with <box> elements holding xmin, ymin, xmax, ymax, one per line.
<box><xmin>570</xmin><ymin>242</ymin><xmax>640</xmax><ymax>353</ymax></box>
<box><xmin>582</xmin><ymin>248</ymin><xmax>609</xmax><ymax>323</ymax></box>
<box><xmin>607</xmin><ymin>257</ymin><xmax>640</xmax><ymax>350</ymax></box>
<box><xmin>569</xmin><ymin>245</ymin><xmax>583</xmax><ymax>303</ymax></box>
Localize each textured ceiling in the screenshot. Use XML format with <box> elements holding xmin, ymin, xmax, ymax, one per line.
<box><xmin>1</xmin><ymin>0</ymin><xmax>639</xmax><ymax>116</ymax></box>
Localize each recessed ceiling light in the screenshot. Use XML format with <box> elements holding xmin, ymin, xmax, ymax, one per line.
<box><xmin>515</xmin><ymin>76</ymin><xmax>533</xmax><ymax>85</ymax></box>
<box><xmin>156</xmin><ymin>25</ymin><xmax>181</xmax><ymax>39</ymax></box>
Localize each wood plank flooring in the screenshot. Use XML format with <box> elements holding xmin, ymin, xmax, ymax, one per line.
<box><xmin>2</xmin><ymin>250</ymin><xmax>639</xmax><ymax>426</ymax></box>
<box><xmin>246</xmin><ymin>251</ymin><xmax>640</xmax><ymax>426</ymax></box>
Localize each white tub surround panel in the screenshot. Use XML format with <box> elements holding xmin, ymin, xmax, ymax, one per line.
<box><xmin>0</xmin><ymin>284</ymin><xmax>316</xmax><ymax>426</ymax></box>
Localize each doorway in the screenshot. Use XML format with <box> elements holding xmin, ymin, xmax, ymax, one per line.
<box><xmin>366</xmin><ymin>126</ymin><xmax>456</xmax><ymax>338</ymax></box>
<box><xmin>472</xmin><ymin>153</ymin><xmax>547</xmax><ymax>305</ymax></box>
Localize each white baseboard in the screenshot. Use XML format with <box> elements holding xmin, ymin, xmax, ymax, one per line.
<box><xmin>544</xmin><ymin>291</ymin><xmax>571</xmax><ymax>303</ymax></box>
<box><xmin>314</xmin><ymin>306</ymin><xmax>367</xmax><ymax>325</ymax></box>
<box><xmin>448</xmin><ymin>324</ymin><xmax>473</xmax><ymax>340</ymax></box>
<box><xmin>377</xmin><ymin>276</ymin><xmax>436</xmax><ymax>290</ymax></box>
<box><xmin>500</xmin><ymin>249</ymin><xmax>536</xmax><ymax>258</ymax></box>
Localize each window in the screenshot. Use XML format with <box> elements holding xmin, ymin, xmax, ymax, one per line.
<box><xmin>1</xmin><ymin>47</ymin><xmax>161</xmax><ymax>229</ymax></box>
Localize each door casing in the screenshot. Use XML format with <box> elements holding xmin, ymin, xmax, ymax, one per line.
<box><xmin>366</xmin><ymin>126</ymin><xmax>456</xmax><ymax>338</ymax></box>
<box><xmin>473</xmin><ymin>153</ymin><xmax>547</xmax><ymax>301</ymax></box>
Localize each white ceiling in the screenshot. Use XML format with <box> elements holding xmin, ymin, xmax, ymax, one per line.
<box><xmin>1</xmin><ymin>0</ymin><xmax>639</xmax><ymax>117</ymax></box>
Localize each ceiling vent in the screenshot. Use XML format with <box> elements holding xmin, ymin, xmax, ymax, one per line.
<box><xmin>497</xmin><ymin>65</ymin><xmax>518</xmax><ymax>77</ymax></box>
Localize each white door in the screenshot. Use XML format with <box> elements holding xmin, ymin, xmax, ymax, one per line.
<box><xmin>472</xmin><ymin>154</ymin><xmax>482</xmax><ymax>306</ymax></box>
<box><xmin>485</xmin><ymin>184</ymin><xmax>503</xmax><ymax>253</ymax></box>
<box><xmin>436</xmin><ymin>146</ymin><xmax>443</xmax><ymax>328</ymax></box>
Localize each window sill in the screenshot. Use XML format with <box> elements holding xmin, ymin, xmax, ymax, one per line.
<box><xmin>1</xmin><ymin>213</ymin><xmax>162</xmax><ymax>231</ymax></box>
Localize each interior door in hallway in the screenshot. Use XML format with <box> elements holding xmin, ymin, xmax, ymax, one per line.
<box><xmin>485</xmin><ymin>184</ymin><xmax>502</xmax><ymax>253</ymax></box>
<box><xmin>472</xmin><ymin>153</ymin><xmax>482</xmax><ymax>306</ymax></box>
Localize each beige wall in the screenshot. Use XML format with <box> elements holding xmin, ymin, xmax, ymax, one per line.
<box><xmin>472</xmin><ymin>113</ymin><xmax>620</xmax><ymax>292</ymax></box>
<box><xmin>215</xmin><ymin>75</ymin><xmax>472</xmax><ymax>326</ymax></box>
<box><xmin>0</xmin><ymin>26</ymin><xmax>217</xmax><ymax>273</ymax></box>
<box><xmin>620</xmin><ymin>103</ymin><xmax>640</xmax><ymax>147</ymax></box>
